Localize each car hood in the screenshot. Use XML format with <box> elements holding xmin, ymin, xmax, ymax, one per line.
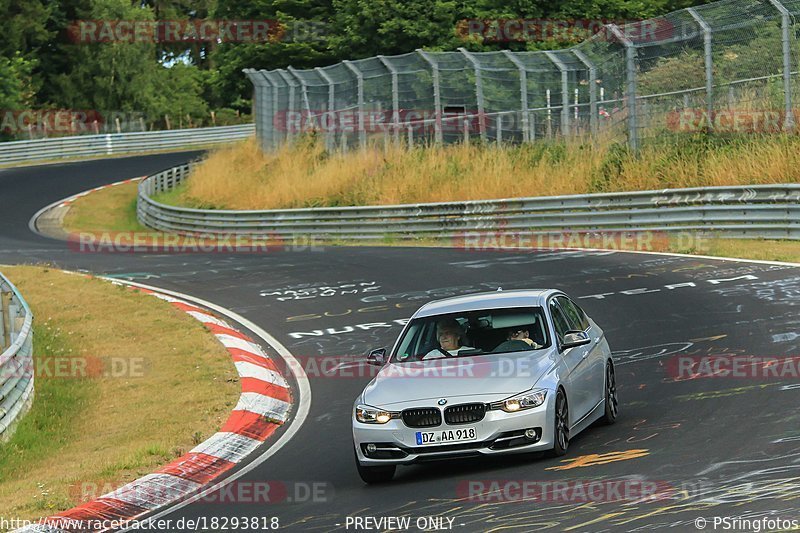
<box><xmin>361</xmin><ymin>350</ymin><xmax>557</xmax><ymax>408</ymax></box>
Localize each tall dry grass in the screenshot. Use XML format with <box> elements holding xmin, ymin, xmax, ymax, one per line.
<box><xmin>169</xmin><ymin>133</ymin><xmax>799</xmax><ymax>210</ymax></box>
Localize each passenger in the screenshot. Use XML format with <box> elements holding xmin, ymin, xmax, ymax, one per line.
<box><xmin>507</xmin><ymin>328</ymin><xmax>539</xmax><ymax>347</ymax></box>
<box><xmin>424</xmin><ymin>319</ymin><xmax>474</xmax><ymax>359</ymax></box>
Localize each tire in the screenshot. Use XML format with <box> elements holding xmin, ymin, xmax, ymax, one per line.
<box><xmin>549</xmin><ymin>388</ymin><xmax>569</xmax><ymax>457</ymax></box>
<box><xmin>602</xmin><ymin>361</ymin><xmax>618</xmax><ymax>425</ymax></box>
<box><xmin>354</xmin><ymin>449</ymin><xmax>396</xmax><ymax>484</ymax></box>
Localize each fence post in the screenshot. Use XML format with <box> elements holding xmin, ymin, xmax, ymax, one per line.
<box><xmin>277</xmin><ymin>69</ymin><xmax>298</xmax><ymax>144</ymax></box>
<box><xmin>458</xmin><ymin>48</ymin><xmax>487</xmax><ymax>142</ymax></box>
<box><xmin>315</xmin><ymin>67</ymin><xmax>337</xmax><ymax>151</ymax></box>
<box><xmin>377</xmin><ymin>55</ymin><xmax>401</xmax><ymax>146</ymax></box>
<box><xmin>263</xmin><ymin>71</ymin><xmax>283</xmax><ymax>149</ymax></box>
<box><xmin>417</xmin><ymin>50</ymin><xmax>443</xmax><ymax>144</ymax></box>
<box><xmin>768</xmin><ymin>0</ymin><xmax>795</xmax><ymax>131</ymax></box>
<box><xmin>501</xmin><ymin>51</ymin><xmax>530</xmax><ymax>142</ymax></box>
<box><xmin>343</xmin><ymin>60</ymin><xmax>366</xmax><ymax>149</ymax></box>
<box><xmin>288</xmin><ymin>66</ymin><xmax>313</xmax><ymax>117</ymax></box>
<box><xmin>572</xmin><ymin>49</ymin><xmax>598</xmax><ymax>135</ymax></box>
<box><xmin>688</xmin><ymin>8</ymin><xmax>714</xmax><ymax>131</ymax></box>
<box><xmin>544</xmin><ymin>51</ymin><xmax>571</xmax><ymax>137</ymax></box>
<box><xmin>609</xmin><ymin>24</ymin><xmax>639</xmax><ymax>151</ymax></box>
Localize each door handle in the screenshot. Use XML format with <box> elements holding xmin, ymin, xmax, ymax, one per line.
<box><xmin>594</xmin><ymin>337</ymin><xmax>600</xmax><ymax>343</ymax></box>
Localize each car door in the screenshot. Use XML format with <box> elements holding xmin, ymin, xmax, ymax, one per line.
<box><xmin>556</xmin><ymin>296</ymin><xmax>605</xmax><ymax>411</ymax></box>
<box><xmin>549</xmin><ymin>298</ymin><xmax>593</xmax><ymax>424</ymax></box>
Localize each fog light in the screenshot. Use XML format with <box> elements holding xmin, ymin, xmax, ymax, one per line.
<box><xmin>366</xmin><ymin>443</ymin><xmax>377</xmax><ymax>454</ymax></box>
<box><xmin>524</xmin><ymin>428</ymin><xmax>537</xmax><ymax>440</ymax></box>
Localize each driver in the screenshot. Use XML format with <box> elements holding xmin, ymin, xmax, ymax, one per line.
<box><xmin>424</xmin><ymin>319</ymin><xmax>474</xmax><ymax>359</ymax></box>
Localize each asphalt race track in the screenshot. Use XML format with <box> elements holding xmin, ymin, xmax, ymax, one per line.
<box><xmin>2</xmin><ymin>153</ymin><xmax>799</xmax><ymax>532</ymax></box>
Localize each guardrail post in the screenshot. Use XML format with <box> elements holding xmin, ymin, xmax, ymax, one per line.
<box><xmin>609</xmin><ymin>24</ymin><xmax>639</xmax><ymax>151</ymax></box>
<box><xmin>768</xmin><ymin>0</ymin><xmax>795</xmax><ymax>131</ymax></box>
<box><xmin>343</xmin><ymin>60</ymin><xmax>366</xmax><ymax>150</ymax></box>
<box><xmin>417</xmin><ymin>50</ymin><xmax>443</xmax><ymax>144</ymax></box>
<box><xmin>688</xmin><ymin>8</ymin><xmax>714</xmax><ymax>131</ymax></box>
<box><xmin>0</xmin><ymin>291</ymin><xmax>8</xmax><ymax>349</ymax></box>
<box><xmin>572</xmin><ymin>49</ymin><xmax>598</xmax><ymax>135</ymax></box>
<box><xmin>377</xmin><ymin>55</ymin><xmax>401</xmax><ymax>147</ymax></box>
<box><xmin>502</xmin><ymin>51</ymin><xmax>530</xmax><ymax>142</ymax></box>
<box><xmin>105</xmin><ymin>133</ymin><xmax>113</xmax><ymax>155</ymax></box>
<box><xmin>544</xmin><ymin>51</ymin><xmax>571</xmax><ymax>137</ymax></box>
<box><xmin>458</xmin><ymin>48</ymin><xmax>487</xmax><ymax>143</ymax></box>
<box><xmin>315</xmin><ymin>67</ymin><xmax>337</xmax><ymax>151</ymax></box>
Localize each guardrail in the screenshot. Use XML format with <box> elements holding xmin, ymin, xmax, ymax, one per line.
<box><xmin>0</xmin><ymin>272</ymin><xmax>34</xmax><ymax>442</ymax></box>
<box><xmin>138</xmin><ymin>162</ymin><xmax>800</xmax><ymax>241</ymax></box>
<box><xmin>0</xmin><ymin>124</ymin><xmax>254</xmax><ymax>167</ymax></box>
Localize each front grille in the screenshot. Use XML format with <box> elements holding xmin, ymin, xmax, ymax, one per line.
<box><xmin>402</xmin><ymin>407</ymin><xmax>441</xmax><ymax>428</ymax></box>
<box><xmin>444</xmin><ymin>403</ymin><xmax>486</xmax><ymax>425</ymax></box>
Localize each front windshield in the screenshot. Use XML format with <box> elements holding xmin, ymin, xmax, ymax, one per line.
<box><xmin>390</xmin><ymin>306</ymin><xmax>550</xmax><ymax>364</ymax></box>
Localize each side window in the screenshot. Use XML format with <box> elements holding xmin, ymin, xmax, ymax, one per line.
<box><xmin>556</xmin><ymin>296</ymin><xmax>589</xmax><ymax>331</ymax></box>
<box><xmin>549</xmin><ymin>300</ymin><xmax>571</xmax><ymax>342</ymax></box>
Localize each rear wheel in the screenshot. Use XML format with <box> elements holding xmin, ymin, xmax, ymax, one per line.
<box><xmin>354</xmin><ymin>449</ymin><xmax>396</xmax><ymax>484</ymax></box>
<box><xmin>602</xmin><ymin>362</ymin><xmax>618</xmax><ymax>425</ymax></box>
<box><xmin>549</xmin><ymin>389</ymin><xmax>569</xmax><ymax>457</ymax></box>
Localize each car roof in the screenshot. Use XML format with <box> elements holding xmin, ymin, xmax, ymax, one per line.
<box><xmin>414</xmin><ymin>289</ymin><xmax>561</xmax><ymax>318</ymax></box>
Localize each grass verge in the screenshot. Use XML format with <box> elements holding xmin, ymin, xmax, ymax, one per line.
<box><xmin>0</xmin><ymin>266</ymin><xmax>239</xmax><ymax>520</ymax></box>
<box><xmin>154</xmin><ymin>134</ymin><xmax>800</xmax><ymax>210</ymax></box>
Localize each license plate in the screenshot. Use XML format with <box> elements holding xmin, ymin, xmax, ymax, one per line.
<box><xmin>415</xmin><ymin>427</ymin><xmax>477</xmax><ymax>446</ymax></box>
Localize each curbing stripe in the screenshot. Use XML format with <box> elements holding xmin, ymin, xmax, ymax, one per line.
<box><xmin>156</xmin><ymin>452</ymin><xmax>236</xmax><ymax>485</ymax></box>
<box><xmin>189</xmin><ymin>432</ymin><xmax>263</xmax><ymax>463</ymax></box>
<box><xmin>220</xmin><ymin>411</ymin><xmax>281</xmax><ymax>441</ymax></box>
<box><xmin>214</xmin><ymin>334</ymin><xmax>267</xmax><ymax>356</ymax></box>
<box><xmin>14</xmin><ymin>279</ymin><xmax>295</xmax><ymax>533</ymax></box>
<box><xmin>234</xmin><ymin>361</ymin><xmax>287</xmax><ymax>387</ymax></box>
<box><xmin>240</xmin><ymin>377</ymin><xmax>292</xmax><ymax>402</ymax></box>
<box><xmin>99</xmin><ymin>474</ymin><xmax>201</xmax><ymax>510</ymax></box>
<box><xmin>233</xmin><ymin>392</ymin><xmax>291</xmax><ymax>422</ymax></box>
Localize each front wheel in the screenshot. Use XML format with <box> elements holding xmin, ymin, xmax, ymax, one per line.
<box><xmin>549</xmin><ymin>389</ymin><xmax>569</xmax><ymax>457</ymax></box>
<box><xmin>602</xmin><ymin>362</ymin><xmax>618</xmax><ymax>425</ymax></box>
<box><xmin>354</xmin><ymin>449</ymin><xmax>396</xmax><ymax>484</ymax></box>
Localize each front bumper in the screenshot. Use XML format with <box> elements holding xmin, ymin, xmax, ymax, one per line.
<box><xmin>353</xmin><ymin>397</ymin><xmax>555</xmax><ymax>465</ymax></box>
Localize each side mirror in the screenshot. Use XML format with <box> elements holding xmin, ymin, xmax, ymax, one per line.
<box><xmin>561</xmin><ymin>331</ymin><xmax>591</xmax><ymax>350</ymax></box>
<box><xmin>366</xmin><ymin>348</ymin><xmax>388</xmax><ymax>366</ymax></box>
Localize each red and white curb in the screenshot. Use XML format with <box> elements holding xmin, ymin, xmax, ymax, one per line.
<box><xmin>57</xmin><ymin>177</ymin><xmax>143</xmax><ymax>208</ymax></box>
<box><xmin>15</xmin><ymin>281</ymin><xmax>301</xmax><ymax>533</ymax></box>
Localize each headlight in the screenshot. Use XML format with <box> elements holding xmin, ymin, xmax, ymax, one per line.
<box><xmin>355</xmin><ymin>404</ymin><xmax>397</xmax><ymax>424</ymax></box>
<box><xmin>491</xmin><ymin>389</ymin><xmax>547</xmax><ymax>413</ymax></box>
